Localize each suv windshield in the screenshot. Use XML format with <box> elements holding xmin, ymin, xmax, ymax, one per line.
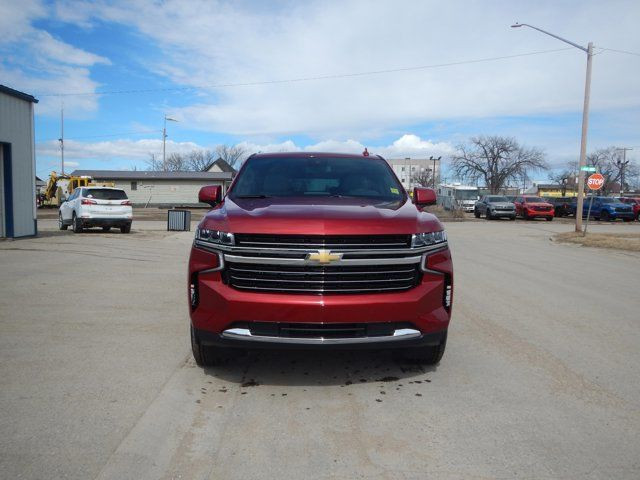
<box><xmin>84</xmin><ymin>188</ymin><xmax>128</xmax><ymax>200</ymax></box>
<box><xmin>524</xmin><ymin>197</ymin><xmax>546</xmax><ymax>203</ymax></box>
<box><xmin>230</xmin><ymin>156</ymin><xmax>405</xmax><ymax>201</ymax></box>
<box><xmin>599</xmin><ymin>197</ymin><xmax>617</xmax><ymax>203</ymax></box>
<box><xmin>487</xmin><ymin>196</ymin><xmax>508</xmax><ymax>202</ymax></box>
<box><xmin>456</xmin><ymin>190</ymin><xmax>478</xmax><ymax>200</ymax></box>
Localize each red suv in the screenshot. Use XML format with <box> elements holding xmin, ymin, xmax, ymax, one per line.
<box><xmin>188</xmin><ymin>152</ymin><xmax>453</xmax><ymax>366</ymax></box>
<box><xmin>619</xmin><ymin>197</ymin><xmax>640</xmax><ymax>221</ymax></box>
<box><xmin>514</xmin><ymin>196</ymin><xmax>554</xmax><ymax>220</ymax></box>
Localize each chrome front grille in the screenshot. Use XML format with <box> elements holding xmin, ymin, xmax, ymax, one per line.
<box><xmin>225</xmin><ymin>263</ymin><xmax>421</xmax><ymax>294</ymax></box>
<box><xmin>194</xmin><ymin>234</ymin><xmax>447</xmax><ymax>295</ymax></box>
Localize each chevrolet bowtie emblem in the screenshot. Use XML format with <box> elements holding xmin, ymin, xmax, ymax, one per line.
<box><xmin>307</xmin><ymin>249</ymin><xmax>343</xmax><ymax>264</ymax></box>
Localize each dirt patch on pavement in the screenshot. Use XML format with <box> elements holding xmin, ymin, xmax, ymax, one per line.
<box><xmin>422</xmin><ymin>205</ymin><xmax>467</xmax><ymax>221</ymax></box>
<box><xmin>554</xmin><ymin>232</ymin><xmax>640</xmax><ymax>252</ymax></box>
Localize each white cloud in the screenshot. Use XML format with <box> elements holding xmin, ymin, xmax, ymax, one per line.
<box><xmin>36</xmin><ymin>138</ymin><xmax>204</xmax><ymax>160</ymax></box>
<box><xmin>36</xmin><ymin>134</ymin><xmax>454</xmax><ymax>167</ymax></box>
<box><xmin>55</xmin><ymin>0</ymin><xmax>640</xmax><ymax>137</ymax></box>
<box><xmin>0</xmin><ymin>0</ymin><xmax>109</xmax><ymax>116</ymax></box>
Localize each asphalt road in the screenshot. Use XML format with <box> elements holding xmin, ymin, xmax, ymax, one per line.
<box><xmin>1</xmin><ymin>219</ymin><xmax>639</xmax><ymax>480</ymax></box>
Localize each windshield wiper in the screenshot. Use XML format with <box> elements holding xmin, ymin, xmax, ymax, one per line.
<box><xmin>234</xmin><ymin>194</ymin><xmax>271</xmax><ymax>199</ymax></box>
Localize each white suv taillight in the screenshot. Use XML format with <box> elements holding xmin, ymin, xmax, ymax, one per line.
<box><xmin>121</xmin><ymin>200</ymin><xmax>132</xmax><ymax>206</ymax></box>
<box><xmin>81</xmin><ymin>199</ymin><xmax>97</xmax><ymax>205</ymax></box>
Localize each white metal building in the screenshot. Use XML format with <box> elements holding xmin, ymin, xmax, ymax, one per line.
<box><xmin>387</xmin><ymin>157</ymin><xmax>441</xmax><ymax>189</ymax></box>
<box><xmin>69</xmin><ymin>170</ymin><xmax>235</xmax><ymax>207</ymax></box>
<box><xmin>0</xmin><ymin>85</ymin><xmax>38</xmax><ymax>238</ymax></box>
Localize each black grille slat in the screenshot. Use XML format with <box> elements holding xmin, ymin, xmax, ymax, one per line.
<box><xmin>234</xmin><ymin>234</ymin><xmax>411</xmax><ymax>250</ymax></box>
<box><xmin>226</xmin><ymin>262</ymin><xmax>420</xmax><ymax>294</ymax></box>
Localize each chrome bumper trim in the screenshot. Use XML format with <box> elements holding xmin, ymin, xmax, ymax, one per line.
<box><xmin>223</xmin><ymin>254</ymin><xmax>422</xmax><ymax>266</ymax></box>
<box><xmin>221</xmin><ymin>327</ymin><xmax>422</xmax><ymax>344</ymax></box>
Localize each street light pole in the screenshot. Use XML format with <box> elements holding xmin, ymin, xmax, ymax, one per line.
<box><xmin>511</xmin><ymin>23</ymin><xmax>593</xmax><ymax>233</ymax></box>
<box><xmin>615</xmin><ymin>147</ymin><xmax>632</xmax><ymax>196</ymax></box>
<box><xmin>162</xmin><ymin>115</ymin><xmax>178</xmax><ymax>170</ymax></box>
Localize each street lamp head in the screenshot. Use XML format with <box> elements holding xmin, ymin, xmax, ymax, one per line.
<box><xmin>165</xmin><ymin>116</ymin><xmax>178</xmax><ymax>122</ymax></box>
<box><xmin>511</xmin><ymin>23</ymin><xmax>522</xmax><ymax>28</ymax></box>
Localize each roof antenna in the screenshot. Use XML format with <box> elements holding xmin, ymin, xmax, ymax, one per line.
<box><xmin>362</xmin><ymin>148</ymin><xmax>369</xmax><ymax>157</ymax></box>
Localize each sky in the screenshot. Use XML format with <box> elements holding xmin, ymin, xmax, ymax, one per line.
<box><xmin>1</xmin><ymin>0</ymin><xmax>639</xmax><ymax>182</ymax></box>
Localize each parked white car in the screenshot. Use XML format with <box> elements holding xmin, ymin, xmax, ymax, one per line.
<box><xmin>59</xmin><ymin>187</ymin><xmax>133</xmax><ymax>233</ymax></box>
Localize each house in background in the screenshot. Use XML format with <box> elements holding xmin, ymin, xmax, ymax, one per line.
<box><xmin>204</xmin><ymin>158</ymin><xmax>236</xmax><ymax>174</ymax></box>
<box><xmin>0</xmin><ymin>85</ymin><xmax>38</xmax><ymax>238</ymax></box>
<box><xmin>69</xmin><ymin>169</ymin><xmax>235</xmax><ymax>207</ymax></box>
<box><xmin>387</xmin><ymin>157</ymin><xmax>441</xmax><ymax>189</ymax></box>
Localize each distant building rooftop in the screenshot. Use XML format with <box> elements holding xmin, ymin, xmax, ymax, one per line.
<box><xmin>0</xmin><ymin>85</ymin><xmax>39</xmax><ymax>103</ymax></box>
<box><xmin>69</xmin><ymin>169</ymin><xmax>234</xmax><ymax>181</ymax></box>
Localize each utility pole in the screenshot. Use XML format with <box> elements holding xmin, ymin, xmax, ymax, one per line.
<box><xmin>430</xmin><ymin>156</ymin><xmax>441</xmax><ymax>188</ymax></box>
<box><xmin>58</xmin><ymin>104</ymin><xmax>65</xmax><ymax>175</ymax></box>
<box><xmin>511</xmin><ymin>23</ymin><xmax>593</xmax><ymax>232</ymax></box>
<box><xmin>162</xmin><ymin>115</ymin><xmax>178</xmax><ymax>170</ymax></box>
<box><xmin>615</xmin><ymin>147</ymin><xmax>632</xmax><ymax>196</ymax></box>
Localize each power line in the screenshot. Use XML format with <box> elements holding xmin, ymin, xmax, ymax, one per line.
<box><xmin>599</xmin><ymin>47</ymin><xmax>640</xmax><ymax>57</ymax></box>
<box><xmin>37</xmin><ymin>47</ymin><xmax>575</xmax><ymax>97</ymax></box>
<box><xmin>36</xmin><ymin>129</ymin><xmax>162</xmax><ymax>143</ymax></box>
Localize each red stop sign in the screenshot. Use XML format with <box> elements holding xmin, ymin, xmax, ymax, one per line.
<box><xmin>587</xmin><ymin>173</ymin><xmax>605</xmax><ymax>190</ymax></box>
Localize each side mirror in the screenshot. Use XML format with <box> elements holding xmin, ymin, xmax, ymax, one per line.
<box><xmin>413</xmin><ymin>187</ymin><xmax>437</xmax><ymax>207</ymax></box>
<box><xmin>198</xmin><ymin>185</ymin><xmax>222</xmax><ymax>207</ymax></box>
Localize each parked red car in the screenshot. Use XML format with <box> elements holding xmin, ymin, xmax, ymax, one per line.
<box><xmin>514</xmin><ymin>196</ymin><xmax>554</xmax><ymax>221</ymax></box>
<box><xmin>619</xmin><ymin>197</ymin><xmax>640</xmax><ymax>220</ymax></box>
<box><xmin>188</xmin><ymin>152</ymin><xmax>453</xmax><ymax>367</ymax></box>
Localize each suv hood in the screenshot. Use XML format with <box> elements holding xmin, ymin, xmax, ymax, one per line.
<box><xmin>200</xmin><ymin>197</ymin><xmax>443</xmax><ymax>235</ymax></box>
<box><xmin>488</xmin><ymin>202</ymin><xmax>514</xmax><ymax>208</ymax></box>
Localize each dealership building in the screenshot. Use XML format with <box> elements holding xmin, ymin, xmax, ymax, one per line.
<box><xmin>0</xmin><ymin>85</ymin><xmax>38</xmax><ymax>238</ymax></box>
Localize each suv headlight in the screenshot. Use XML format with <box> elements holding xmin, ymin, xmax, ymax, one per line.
<box><xmin>411</xmin><ymin>230</ymin><xmax>447</xmax><ymax>248</ymax></box>
<box><xmin>196</xmin><ymin>228</ymin><xmax>235</xmax><ymax>245</ymax></box>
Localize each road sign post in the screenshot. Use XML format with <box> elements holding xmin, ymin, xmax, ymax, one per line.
<box><xmin>583</xmin><ymin>173</ymin><xmax>605</xmax><ymax>235</ymax></box>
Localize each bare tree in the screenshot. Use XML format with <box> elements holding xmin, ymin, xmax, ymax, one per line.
<box><xmin>549</xmin><ymin>169</ymin><xmax>575</xmax><ymax>196</ymax></box>
<box><xmin>587</xmin><ymin>147</ymin><xmax>640</xmax><ymax>194</ymax></box>
<box><xmin>411</xmin><ymin>168</ymin><xmax>434</xmax><ymax>188</ymax></box>
<box><xmin>451</xmin><ymin>136</ymin><xmax>547</xmax><ymax>193</ymax></box>
<box><xmin>215</xmin><ymin>145</ymin><xmax>247</xmax><ymax>169</ymax></box>
<box><xmin>186</xmin><ymin>150</ymin><xmax>216</xmax><ymax>171</ymax></box>
<box><xmin>146</xmin><ymin>153</ymin><xmax>163</xmax><ymax>171</ymax></box>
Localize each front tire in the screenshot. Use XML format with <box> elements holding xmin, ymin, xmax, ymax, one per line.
<box><xmin>102</xmin><ymin>226</ymin><xmax>111</xmax><ymax>232</ymax></box>
<box><xmin>601</xmin><ymin>210</ymin><xmax>610</xmax><ymax>222</ymax></box>
<box><xmin>72</xmin><ymin>213</ymin><xmax>83</xmax><ymax>233</ymax></box>
<box><xmin>474</xmin><ymin>208</ymin><xmax>480</xmax><ymax>218</ymax></box>
<box><xmin>58</xmin><ymin>213</ymin><xmax>68</xmax><ymax>230</ymax></box>
<box><xmin>486</xmin><ymin>209</ymin><xmax>492</xmax><ymax>220</ymax></box>
<box><xmin>546</xmin><ymin>216</ymin><xmax>553</xmax><ymax>221</ymax></box>
<box><xmin>402</xmin><ymin>330</ymin><xmax>447</xmax><ymax>365</ymax></box>
<box><xmin>191</xmin><ymin>326</ymin><xmax>234</xmax><ymax>367</ymax></box>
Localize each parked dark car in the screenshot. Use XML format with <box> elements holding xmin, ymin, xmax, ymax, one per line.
<box><xmin>581</xmin><ymin>196</ymin><xmax>635</xmax><ymax>222</ymax></box>
<box><xmin>474</xmin><ymin>195</ymin><xmax>516</xmax><ymax>220</ymax></box>
<box><xmin>544</xmin><ymin>197</ymin><xmax>576</xmax><ymax>217</ymax></box>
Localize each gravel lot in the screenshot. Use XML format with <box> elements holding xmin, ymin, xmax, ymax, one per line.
<box><xmin>1</xmin><ymin>219</ymin><xmax>639</xmax><ymax>480</ymax></box>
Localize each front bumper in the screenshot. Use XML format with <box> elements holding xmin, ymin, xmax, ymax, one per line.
<box><xmin>194</xmin><ymin>325</ymin><xmax>447</xmax><ymax>349</ymax></box>
<box><xmin>490</xmin><ymin>209</ymin><xmax>516</xmax><ymax>217</ymax></box>
<box><xmin>525</xmin><ymin>210</ymin><xmax>553</xmax><ymax>218</ymax></box>
<box><xmin>189</xmin><ymin>246</ymin><xmax>453</xmax><ymax>347</ymax></box>
<box><xmin>80</xmin><ymin>218</ymin><xmax>132</xmax><ymax>227</ymax></box>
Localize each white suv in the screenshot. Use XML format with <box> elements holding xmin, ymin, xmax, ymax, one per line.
<box><xmin>59</xmin><ymin>187</ymin><xmax>133</xmax><ymax>233</ymax></box>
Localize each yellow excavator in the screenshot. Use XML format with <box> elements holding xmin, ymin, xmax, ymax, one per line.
<box><xmin>41</xmin><ymin>172</ymin><xmax>114</xmax><ymax>207</ymax></box>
